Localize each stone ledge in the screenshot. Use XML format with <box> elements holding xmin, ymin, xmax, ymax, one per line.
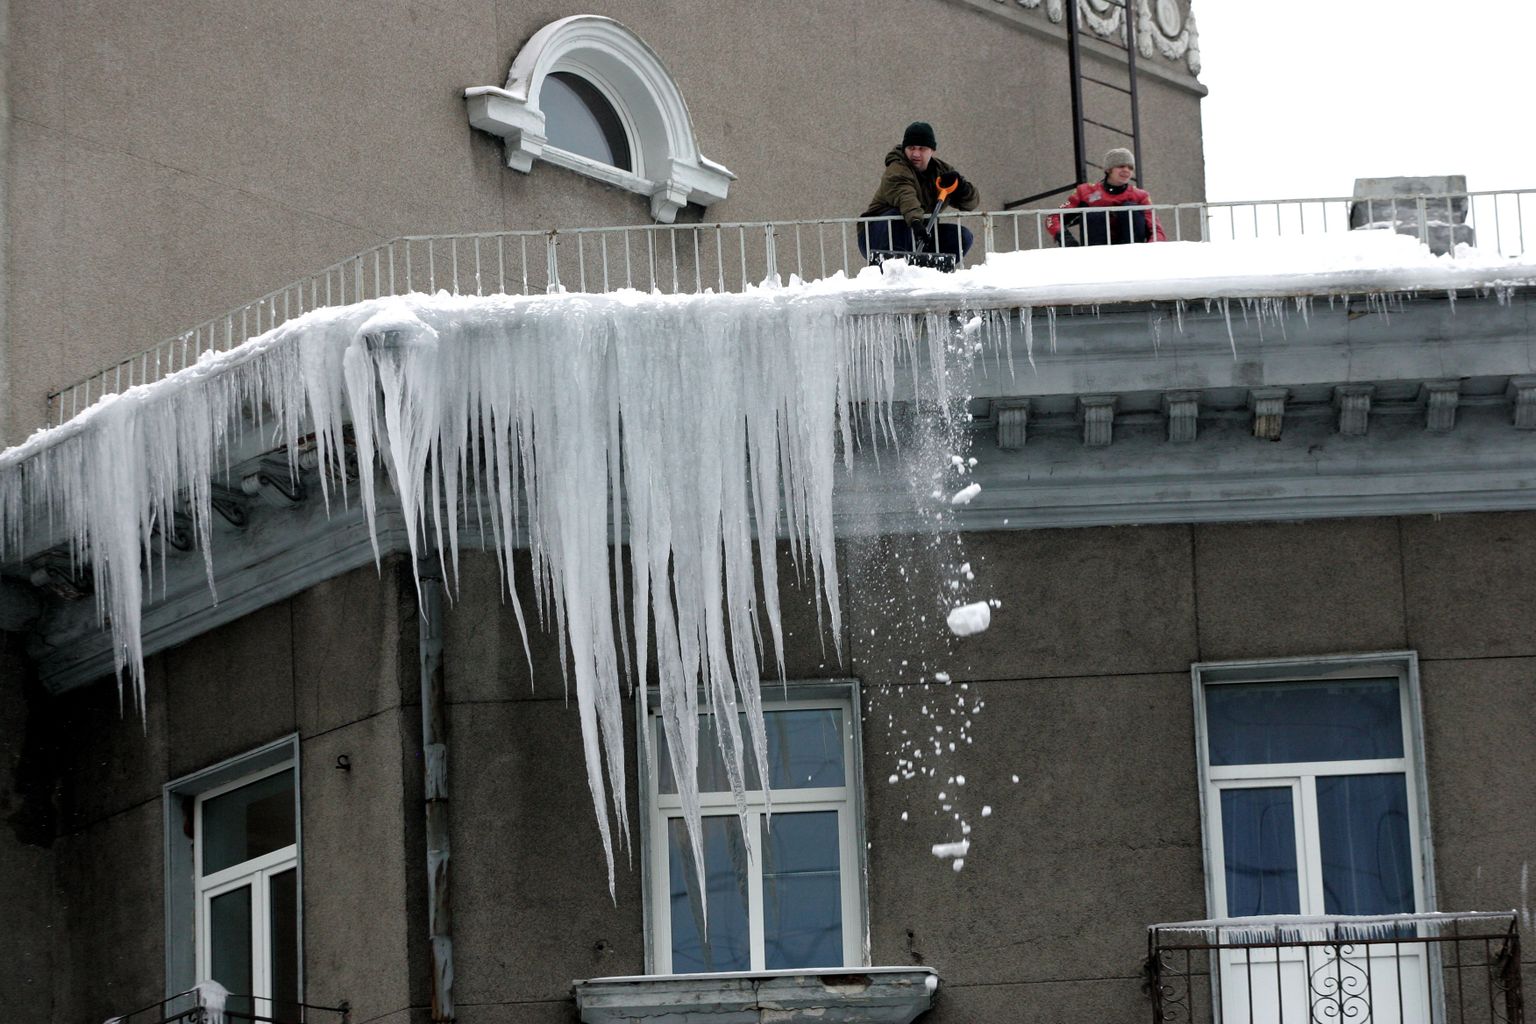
<box><xmin>572</xmin><ymin>967</ymin><xmax>938</xmax><ymax>1024</ymax></box>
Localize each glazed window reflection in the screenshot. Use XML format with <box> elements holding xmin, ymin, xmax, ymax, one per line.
<box><xmin>657</xmin><ymin>709</ymin><xmax>844</xmax><ymax>794</ymax></box>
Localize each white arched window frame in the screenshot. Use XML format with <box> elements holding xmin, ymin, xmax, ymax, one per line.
<box><xmin>465</xmin><ymin>16</ymin><xmax>735</xmax><ymax>223</ymax></box>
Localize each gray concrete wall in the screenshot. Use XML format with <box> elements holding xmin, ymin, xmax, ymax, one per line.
<box><xmin>19</xmin><ymin>556</ymin><xmax>424</xmax><ymax>1024</ymax></box>
<box><xmin>0</xmin><ymin>633</ymin><xmax>56</xmax><ymax>1021</ymax></box>
<box><xmin>31</xmin><ymin>514</ymin><xmax>1536</xmax><ymax>1024</ymax></box>
<box><xmin>2</xmin><ymin>0</ymin><xmax>1204</xmax><ymax>444</ymax></box>
<box><xmin>432</xmin><ymin>513</ymin><xmax>1534</xmax><ymax>1023</ymax></box>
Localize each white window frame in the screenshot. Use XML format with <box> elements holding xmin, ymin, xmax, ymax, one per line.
<box><xmin>1193</xmin><ymin>651</ymin><xmax>1435</xmax><ymax>921</ymax></box>
<box><xmin>192</xmin><ymin>762</ymin><xmax>300</xmax><ymax>1014</ymax></box>
<box><xmin>1191</xmin><ymin>652</ymin><xmax>1440</xmax><ymax>1024</ymax></box>
<box><xmin>638</xmin><ymin>681</ymin><xmax>869</xmax><ymax>975</ymax></box>
<box><xmin>464</xmin><ymin>15</ymin><xmax>736</xmax><ymax>223</ymax></box>
<box><xmin>164</xmin><ymin>736</ymin><xmax>302</xmax><ymax>1006</ymax></box>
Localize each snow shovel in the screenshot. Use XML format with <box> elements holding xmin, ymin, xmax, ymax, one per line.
<box><xmin>869</xmin><ymin>173</ymin><xmax>962</xmax><ymax>274</ymax></box>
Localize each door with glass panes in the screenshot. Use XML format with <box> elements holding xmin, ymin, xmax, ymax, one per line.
<box><xmin>1199</xmin><ymin>674</ymin><xmax>1430</xmax><ymax>1024</ymax></box>
<box><xmin>194</xmin><ymin>764</ymin><xmax>300</xmax><ymax>1020</ymax></box>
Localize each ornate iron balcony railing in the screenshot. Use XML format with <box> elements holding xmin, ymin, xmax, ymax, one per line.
<box><xmin>1145</xmin><ymin>910</ymin><xmax>1524</xmax><ymax>1024</ymax></box>
<box><xmin>44</xmin><ymin>188</ymin><xmax>1536</xmax><ymax>428</ymax></box>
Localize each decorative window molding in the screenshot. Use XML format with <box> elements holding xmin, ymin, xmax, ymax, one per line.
<box><xmin>464</xmin><ymin>15</ymin><xmax>735</xmax><ymax>223</ymax></box>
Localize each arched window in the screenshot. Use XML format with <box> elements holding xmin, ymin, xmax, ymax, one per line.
<box><xmin>541</xmin><ymin>71</ymin><xmax>632</xmax><ymax>171</ymax></box>
<box><xmin>465</xmin><ymin>16</ymin><xmax>735</xmax><ymax>223</ymax></box>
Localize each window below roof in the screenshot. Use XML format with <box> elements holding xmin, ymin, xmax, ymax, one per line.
<box><xmin>640</xmin><ymin>683</ymin><xmax>867</xmax><ymax>975</ymax></box>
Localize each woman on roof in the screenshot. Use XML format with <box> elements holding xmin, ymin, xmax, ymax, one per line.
<box><xmin>1048</xmin><ymin>148</ymin><xmax>1167</xmax><ymax>246</ymax></box>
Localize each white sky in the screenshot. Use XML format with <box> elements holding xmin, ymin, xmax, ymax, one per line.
<box><xmin>1194</xmin><ymin>0</ymin><xmax>1535</xmax><ymax>202</ymax></box>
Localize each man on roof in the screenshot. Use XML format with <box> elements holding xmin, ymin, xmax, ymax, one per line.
<box><xmin>858</xmin><ymin>120</ymin><xmax>980</xmax><ymax>261</ymax></box>
<box><xmin>1048</xmin><ymin>147</ymin><xmax>1167</xmax><ymax>246</ymax></box>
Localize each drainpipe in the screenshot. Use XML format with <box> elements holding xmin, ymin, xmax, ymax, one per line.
<box><xmin>418</xmin><ymin>558</ymin><xmax>454</xmax><ymax>1021</ymax></box>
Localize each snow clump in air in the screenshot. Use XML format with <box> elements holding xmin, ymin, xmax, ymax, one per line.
<box><xmin>946</xmin><ymin>601</ymin><xmax>992</xmax><ymax>636</ymax></box>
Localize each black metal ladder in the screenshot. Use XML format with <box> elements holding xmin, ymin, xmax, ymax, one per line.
<box><xmin>1006</xmin><ymin>0</ymin><xmax>1146</xmax><ymax>209</ymax></box>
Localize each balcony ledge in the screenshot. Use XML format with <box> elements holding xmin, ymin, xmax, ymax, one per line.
<box><xmin>572</xmin><ymin>967</ymin><xmax>938</xmax><ymax>1024</ymax></box>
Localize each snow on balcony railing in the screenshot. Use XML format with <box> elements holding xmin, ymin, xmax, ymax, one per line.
<box><xmin>45</xmin><ymin>188</ymin><xmax>1536</xmax><ymax>427</ymax></box>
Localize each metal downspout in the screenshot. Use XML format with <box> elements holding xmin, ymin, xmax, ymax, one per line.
<box><xmin>419</xmin><ymin>559</ymin><xmax>454</xmax><ymax>1021</ymax></box>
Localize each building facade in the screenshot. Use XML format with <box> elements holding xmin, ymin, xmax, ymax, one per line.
<box><xmin>3</xmin><ymin>4</ymin><xmax>1534</xmax><ymax>1024</ymax></box>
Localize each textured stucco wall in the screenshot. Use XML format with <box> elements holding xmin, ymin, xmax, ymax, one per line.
<box><xmin>429</xmin><ymin>513</ymin><xmax>1534</xmax><ymax>1023</ymax></box>
<box><xmin>0</xmin><ymin>633</ymin><xmax>56</xmax><ymax>1022</ymax></box>
<box><xmin>2</xmin><ymin>0</ymin><xmax>1204</xmax><ymax>445</ymax></box>
<box><xmin>19</xmin><ymin>556</ymin><xmax>422</xmax><ymax>1024</ymax></box>
<box><xmin>33</xmin><ymin>513</ymin><xmax>1536</xmax><ymax>1024</ymax></box>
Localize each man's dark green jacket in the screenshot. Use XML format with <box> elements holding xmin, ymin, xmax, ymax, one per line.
<box><xmin>860</xmin><ymin>147</ymin><xmax>980</xmax><ymax>225</ymax></box>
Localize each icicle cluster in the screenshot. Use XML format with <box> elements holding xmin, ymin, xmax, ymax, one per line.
<box><xmin>0</xmin><ymin>286</ymin><xmax>952</xmax><ymax>893</ymax></box>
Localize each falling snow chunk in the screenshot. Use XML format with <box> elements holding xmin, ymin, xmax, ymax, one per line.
<box><xmin>934</xmin><ymin>671</ymin><xmax>951</xmax><ymax>683</ymax></box>
<box><xmin>949</xmin><ymin>483</ymin><xmax>981</xmax><ymax>505</ymax></box>
<box><xmin>932</xmin><ymin>839</ymin><xmax>970</xmax><ymax>859</ymax></box>
<box><xmin>982</xmin><ymin>805</ymin><xmax>992</xmax><ymax>817</ymax></box>
<box><xmin>946</xmin><ymin>601</ymin><xmax>992</xmax><ymax>637</ymax></box>
<box><xmin>924</xmin><ymin>976</ymin><xmax>938</xmax><ymax>993</ymax></box>
<box><xmin>952</xmin><ymin>859</ymin><xmax>965</xmax><ymax>872</ymax></box>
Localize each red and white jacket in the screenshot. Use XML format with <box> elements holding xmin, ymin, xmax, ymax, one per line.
<box><xmin>1046</xmin><ymin>180</ymin><xmax>1167</xmax><ymax>242</ymax></box>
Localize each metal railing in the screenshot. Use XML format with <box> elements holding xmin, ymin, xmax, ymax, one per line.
<box><xmin>97</xmin><ymin>988</ymin><xmax>349</xmax><ymax>1024</ymax></box>
<box><xmin>1145</xmin><ymin>911</ymin><xmax>1524</xmax><ymax>1024</ymax></box>
<box><xmin>44</xmin><ymin>188</ymin><xmax>1536</xmax><ymax>427</ymax></box>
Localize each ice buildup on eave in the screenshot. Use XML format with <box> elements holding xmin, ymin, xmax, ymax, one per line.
<box><xmin>2</xmin><ymin>230</ymin><xmax>1534</xmax><ymax>890</ymax></box>
<box><xmin>0</xmin><ymin>282</ymin><xmax>972</xmax><ymax>894</ymax></box>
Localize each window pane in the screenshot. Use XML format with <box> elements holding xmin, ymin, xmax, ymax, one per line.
<box><xmin>1221</xmin><ymin>787</ymin><xmax>1301</xmax><ymax>917</ymax></box>
<box><xmin>269</xmin><ymin>868</ymin><xmax>300</xmax><ymax>1021</ymax></box>
<box><xmin>1206</xmin><ymin>680</ymin><xmax>1403</xmax><ymax>766</ymax></box>
<box><xmin>542</xmin><ymin>71</ymin><xmax>632</xmax><ymax>171</ymax></box>
<box><xmin>1318</xmin><ymin>774</ymin><xmax>1415</xmax><ymax>916</ymax></box>
<box><xmin>766</xmin><ymin>710</ymin><xmax>845</xmax><ymax>790</ymax></box>
<box><xmin>658</xmin><ymin>714</ymin><xmax>761</xmax><ymax>795</ymax></box>
<box><xmin>668</xmin><ymin>817</ymin><xmax>750</xmax><ymax>972</ymax></box>
<box><xmin>202</xmin><ymin>768</ymin><xmax>295</xmax><ymax>875</ymax></box>
<box><xmin>763</xmin><ymin>811</ymin><xmax>842</xmax><ymax>969</ymax></box>
<box><xmin>658</xmin><ymin>709</ymin><xmax>844</xmax><ymax>794</ymax></box>
<box><xmin>209</xmin><ymin>886</ymin><xmax>253</xmax><ymax>1017</ymax></box>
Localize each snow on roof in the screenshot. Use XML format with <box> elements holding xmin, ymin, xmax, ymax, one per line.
<box><xmin>2</xmin><ymin>230</ymin><xmax>1532</xmax><ymax>891</ymax></box>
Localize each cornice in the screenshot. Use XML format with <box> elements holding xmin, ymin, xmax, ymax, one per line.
<box><xmin>16</xmin><ymin>288</ymin><xmax>1536</xmax><ymax>693</ymax></box>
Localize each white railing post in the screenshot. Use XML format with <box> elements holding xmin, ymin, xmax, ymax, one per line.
<box><xmin>763</xmin><ymin>225</ymin><xmax>778</xmax><ymax>286</ymax></box>
<box><xmin>546</xmin><ymin>230</ymin><xmax>561</xmax><ymax>294</ymax></box>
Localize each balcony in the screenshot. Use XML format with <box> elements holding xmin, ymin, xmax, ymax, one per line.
<box><xmin>1145</xmin><ymin>911</ymin><xmax>1525</xmax><ymax>1024</ymax></box>
<box><xmin>99</xmin><ymin>987</ymin><xmax>350</xmax><ymax>1024</ymax></box>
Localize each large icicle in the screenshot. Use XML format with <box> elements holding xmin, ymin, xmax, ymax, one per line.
<box><xmin>0</xmin><ymin>286</ymin><xmax>932</xmax><ymax>898</ymax></box>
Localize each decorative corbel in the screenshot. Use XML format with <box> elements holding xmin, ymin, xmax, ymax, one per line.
<box><xmin>1419</xmin><ymin>380</ymin><xmax>1460</xmax><ymax>432</ymax></box>
<box><xmin>995</xmin><ymin>399</ymin><xmax>1031</xmax><ymax>450</ymax></box>
<box><xmin>1162</xmin><ymin>390</ymin><xmax>1199</xmax><ymax>443</ymax></box>
<box><xmin>1334</xmin><ymin>384</ymin><xmax>1375</xmax><ymax>437</ymax></box>
<box><xmin>1248</xmin><ymin>387</ymin><xmax>1288</xmax><ymax>441</ymax></box>
<box><xmin>1078</xmin><ymin>395</ymin><xmax>1117</xmax><ymax>447</ymax></box>
<box><xmin>1506</xmin><ymin>376</ymin><xmax>1536</xmax><ymax>429</ymax></box>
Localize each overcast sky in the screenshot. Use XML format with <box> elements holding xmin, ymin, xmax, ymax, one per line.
<box><xmin>1194</xmin><ymin>0</ymin><xmax>1534</xmax><ymax>202</ymax></box>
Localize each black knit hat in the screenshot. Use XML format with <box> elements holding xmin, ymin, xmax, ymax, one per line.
<box><xmin>902</xmin><ymin>121</ymin><xmax>937</xmax><ymax>149</ymax></box>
